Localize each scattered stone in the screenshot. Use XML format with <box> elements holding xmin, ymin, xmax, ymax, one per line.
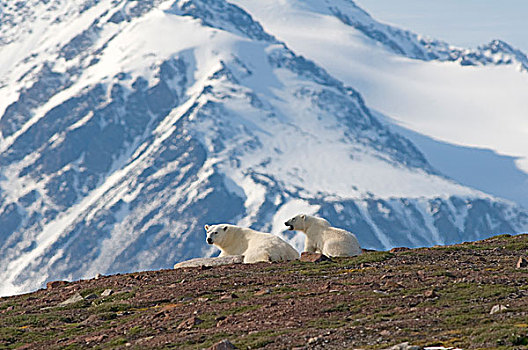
<box><xmin>254</xmin><ymin>288</ymin><xmax>271</xmax><ymax>296</ymax></box>
<box><xmin>300</xmin><ymin>252</ymin><xmax>332</xmax><ymax>263</ymax></box>
<box><xmin>85</xmin><ymin>334</ymin><xmax>107</xmax><ymax>343</ymax></box>
<box><xmin>46</xmin><ymin>280</ymin><xmax>68</xmax><ymax>290</ymax></box>
<box><xmin>95</xmin><ymin>273</ymin><xmax>102</xmax><ymax>280</ymax></box>
<box><xmin>373</xmin><ymin>290</ymin><xmax>389</xmax><ymax>295</ymax></box>
<box><xmin>207</xmin><ymin>339</ymin><xmax>238</xmax><ymax>350</ymax></box>
<box><xmin>84</xmin><ymin>293</ymin><xmax>98</xmax><ymax>300</ymax></box>
<box><xmin>380</xmin><ymin>330</ymin><xmax>391</xmax><ymax>337</ymax></box>
<box><xmin>152</xmin><ymin>311</ymin><xmax>167</xmax><ymax>319</ymax></box>
<box><xmin>308</xmin><ymin>336</ymin><xmax>322</xmax><ymax>344</ymax></box>
<box><xmin>101</xmin><ymin>289</ymin><xmax>113</xmax><ymax>297</ymax></box>
<box><xmin>390</xmin><ymin>247</ymin><xmax>410</xmax><ymax>253</ymax></box>
<box><xmin>59</xmin><ymin>293</ymin><xmax>84</xmax><ymax>306</ymax></box>
<box><xmin>121</xmin><ymin>286</ymin><xmax>134</xmax><ymax>293</ymax></box>
<box><xmin>220</xmin><ymin>293</ymin><xmax>239</xmax><ymax>300</ymax></box>
<box><xmin>216</xmin><ymin>316</ymin><xmax>232</xmax><ymax>327</ymax></box>
<box><xmin>80</xmin><ymin>314</ymin><xmax>99</xmax><ymax>325</ymax></box>
<box><xmin>490</xmin><ymin>304</ymin><xmax>508</xmax><ymax>314</ymax></box>
<box><xmin>132</xmin><ymin>274</ymin><xmax>145</xmax><ymax>281</ymax></box>
<box><xmin>117</xmin><ymin>311</ymin><xmax>132</xmax><ymax>316</ymax></box>
<box><xmin>362</xmin><ymin>248</ymin><xmax>377</xmax><ymax>253</ymax></box>
<box><xmin>14</xmin><ymin>344</ymin><xmax>34</xmax><ymax>350</ymax></box>
<box><xmin>136</xmin><ymin>336</ymin><xmax>154</xmax><ymax>344</ymax></box>
<box><xmin>442</xmin><ymin>271</ymin><xmax>456</xmax><ymax>278</ymax></box>
<box><xmin>516</xmin><ymin>257</ymin><xmax>528</xmax><ymax>268</ymax></box>
<box><xmin>177</xmin><ymin>316</ymin><xmax>203</xmax><ymax>330</ymax></box>
<box><xmin>424</xmin><ymin>289</ymin><xmax>438</xmax><ymax>298</ymax></box>
<box><xmin>384</xmin><ymin>281</ymin><xmax>403</xmax><ymax>289</ymax></box>
<box><xmin>385</xmin><ymin>342</ymin><xmax>422</xmax><ymax>350</ymax></box>
<box><xmin>1</xmin><ymin>306</ymin><xmax>14</xmax><ymax>314</ymax></box>
<box><xmin>173</xmin><ymin>255</ymin><xmax>244</xmax><ymax>269</ymax></box>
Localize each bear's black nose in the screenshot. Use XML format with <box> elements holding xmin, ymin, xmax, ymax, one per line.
<box><xmin>284</xmin><ymin>221</ymin><xmax>288</xmax><ymax>226</ymax></box>
<box><xmin>207</xmin><ymin>237</ymin><xmax>213</xmax><ymax>244</ymax></box>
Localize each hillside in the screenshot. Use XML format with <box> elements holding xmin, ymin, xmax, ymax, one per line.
<box><xmin>2</xmin><ymin>233</ymin><xmax>528</xmax><ymax>349</ymax></box>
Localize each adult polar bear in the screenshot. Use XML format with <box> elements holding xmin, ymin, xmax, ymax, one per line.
<box><xmin>204</xmin><ymin>224</ymin><xmax>299</xmax><ymax>263</ymax></box>
<box><xmin>284</xmin><ymin>214</ymin><xmax>362</xmax><ymax>257</ymax></box>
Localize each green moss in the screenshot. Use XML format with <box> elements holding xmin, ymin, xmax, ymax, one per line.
<box><xmin>297</xmin><ymin>261</ymin><xmax>336</xmax><ymax>276</ymax></box>
<box><xmin>126</xmin><ymin>326</ymin><xmax>143</xmax><ymax>336</ymax></box>
<box><xmin>309</xmin><ymin>317</ymin><xmax>346</xmax><ymax>329</ymax></box>
<box><xmin>272</xmin><ymin>286</ymin><xmax>297</xmax><ymax>294</ymax></box>
<box><xmin>440</xmin><ymin>282</ymin><xmax>516</xmax><ymax>303</ymax></box>
<box><xmin>106</xmin><ymin>337</ymin><xmax>128</xmax><ymax>347</ymax></box>
<box><xmin>510</xmin><ymin>334</ymin><xmax>528</xmax><ymax>346</ymax></box>
<box><xmin>2</xmin><ymin>312</ymin><xmax>60</xmax><ymax>328</ymax></box>
<box><xmin>79</xmin><ymin>287</ymin><xmax>107</xmax><ymax>298</ymax></box>
<box><xmin>60</xmin><ymin>300</ymin><xmax>91</xmax><ymax>310</ymax></box>
<box><xmin>322</xmin><ymin>302</ymin><xmax>350</xmax><ymax>313</ymax></box>
<box><xmin>0</xmin><ymin>300</ymin><xmax>18</xmax><ymax>311</ymax></box>
<box><xmin>92</xmin><ymin>303</ymin><xmax>132</xmax><ymax>314</ymax></box>
<box><xmin>0</xmin><ymin>326</ymin><xmax>57</xmax><ymax>349</ymax></box>
<box><xmin>219</xmin><ymin>304</ymin><xmax>261</xmax><ymax>317</ymax></box>
<box><xmin>167</xmin><ymin>332</ymin><xmax>230</xmax><ymax>349</ymax></box>
<box><xmin>94</xmin><ymin>290</ymin><xmax>136</xmax><ymax>304</ymax></box>
<box><xmin>337</xmin><ymin>251</ymin><xmax>394</xmax><ymax>267</ymax></box>
<box><xmin>235</xmin><ymin>329</ymin><xmax>289</xmax><ymax>349</ymax></box>
<box><xmin>0</xmin><ymin>327</ymin><xmax>25</xmax><ymax>348</ymax></box>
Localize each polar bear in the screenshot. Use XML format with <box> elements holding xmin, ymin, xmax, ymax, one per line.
<box><xmin>204</xmin><ymin>224</ymin><xmax>299</xmax><ymax>263</ymax></box>
<box><xmin>284</xmin><ymin>214</ymin><xmax>362</xmax><ymax>257</ymax></box>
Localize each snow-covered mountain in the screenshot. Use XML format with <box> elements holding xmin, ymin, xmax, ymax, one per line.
<box><xmin>231</xmin><ymin>0</ymin><xmax>528</xmax><ymax>207</ymax></box>
<box><xmin>1</xmin><ymin>0</ymin><xmax>527</xmax><ymax>297</ymax></box>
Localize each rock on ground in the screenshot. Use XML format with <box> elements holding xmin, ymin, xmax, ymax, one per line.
<box><xmin>300</xmin><ymin>252</ymin><xmax>332</xmax><ymax>263</ymax></box>
<box><xmin>173</xmin><ymin>255</ymin><xmax>244</xmax><ymax>269</ymax></box>
<box><xmin>207</xmin><ymin>339</ymin><xmax>238</xmax><ymax>350</ymax></box>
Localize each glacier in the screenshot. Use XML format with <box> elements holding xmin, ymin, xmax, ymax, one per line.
<box><xmin>0</xmin><ymin>0</ymin><xmax>527</xmax><ymax>297</ymax></box>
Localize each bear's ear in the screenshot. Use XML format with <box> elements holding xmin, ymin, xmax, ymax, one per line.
<box><xmin>223</xmin><ymin>226</ymin><xmax>228</xmax><ymax>231</ymax></box>
<box><xmin>204</xmin><ymin>224</ymin><xmax>210</xmax><ymax>231</ymax></box>
<box><xmin>300</xmin><ymin>214</ymin><xmax>306</xmax><ymax>219</ymax></box>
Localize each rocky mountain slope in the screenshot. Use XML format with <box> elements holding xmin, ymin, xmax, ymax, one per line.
<box><xmin>0</xmin><ymin>0</ymin><xmax>527</xmax><ymax>297</ymax></box>
<box><xmin>1</xmin><ymin>233</ymin><xmax>528</xmax><ymax>349</ymax></box>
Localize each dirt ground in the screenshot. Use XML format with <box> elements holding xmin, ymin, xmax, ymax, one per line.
<box><xmin>1</xmin><ymin>234</ymin><xmax>528</xmax><ymax>349</ymax></box>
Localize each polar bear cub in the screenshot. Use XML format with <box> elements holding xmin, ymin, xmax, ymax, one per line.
<box><xmin>204</xmin><ymin>224</ymin><xmax>299</xmax><ymax>263</ymax></box>
<box><xmin>284</xmin><ymin>214</ymin><xmax>361</xmax><ymax>257</ymax></box>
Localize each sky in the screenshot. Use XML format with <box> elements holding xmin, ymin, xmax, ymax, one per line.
<box><xmin>355</xmin><ymin>0</ymin><xmax>528</xmax><ymax>53</ymax></box>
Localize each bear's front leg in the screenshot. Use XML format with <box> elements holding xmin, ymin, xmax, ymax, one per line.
<box><xmin>304</xmin><ymin>239</ymin><xmax>317</xmax><ymax>253</ymax></box>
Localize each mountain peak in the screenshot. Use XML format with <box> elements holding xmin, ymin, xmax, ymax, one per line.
<box><xmin>167</xmin><ymin>0</ymin><xmax>276</xmax><ymax>42</ymax></box>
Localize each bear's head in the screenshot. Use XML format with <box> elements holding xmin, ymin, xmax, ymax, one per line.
<box><xmin>284</xmin><ymin>214</ymin><xmax>306</xmax><ymax>231</ymax></box>
<box><xmin>204</xmin><ymin>224</ymin><xmax>229</xmax><ymax>246</ymax></box>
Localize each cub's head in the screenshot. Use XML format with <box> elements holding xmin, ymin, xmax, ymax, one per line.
<box><xmin>204</xmin><ymin>224</ymin><xmax>229</xmax><ymax>245</ymax></box>
<box><xmin>284</xmin><ymin>214</ymin><xmax>306</xmax><ymax>231</ymax></box>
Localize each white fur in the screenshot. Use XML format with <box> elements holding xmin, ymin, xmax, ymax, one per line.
<box><xmin>284</xmin><ymin>214</ymin><xmax>362</xmax><ymax>257</ymax></box>
<box><xmin>204</xmin><ymin>224</ymin><xmax>299</xmax><ymax>263</ymax></box>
